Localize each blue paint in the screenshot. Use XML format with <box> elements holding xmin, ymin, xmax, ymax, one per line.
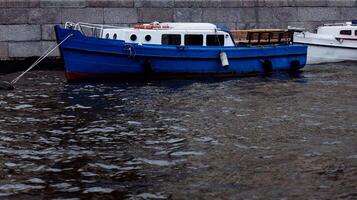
<box><xmin>55</xmin><ymin>25</ymin><xmax>307</xmax><ymax>80</ymax></box>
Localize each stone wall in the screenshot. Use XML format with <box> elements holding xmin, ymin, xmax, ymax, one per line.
<box><xmin>0</xmin><ymin>0</ymin><xmax>356</xmax><ymax>60</ymax></box>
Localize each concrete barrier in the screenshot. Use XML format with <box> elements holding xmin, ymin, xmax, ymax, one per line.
<box><xmin>0</xmin><ymin>0</ymin><xmax>356</xmax><ymax>60</ymax></box>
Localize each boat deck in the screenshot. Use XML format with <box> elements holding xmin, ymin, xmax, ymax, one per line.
<box><xmin>231</xmin><ymin>29</ymin><xmax>293</xmax><ymax>45</ymax></box>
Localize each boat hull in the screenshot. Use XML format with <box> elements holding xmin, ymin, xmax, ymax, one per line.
<box><xmin>55</xmin><ymin>25</ymin><xmax>307</xmax><ymax>81</ymax></box>
<box><xmin>305</xmin><ymin>45</ymin><xmax>357</xmax><ymax>64</ymax></box>
<box><xmin>294</xmin><ymin>32</ymin><xmax>357</xmax><ymax>64</ymax></box>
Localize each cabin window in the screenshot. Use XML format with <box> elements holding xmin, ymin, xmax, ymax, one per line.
<box><xmin>162</xmin><ymin>34</ymin><xmax>181</xmax><ymax>45</ymax></box>
<box><xmin>105</xmin><ymin>33</ymin><xmax>109</xmax><ymax>39</ymax></box>
<box><xmin>206</xmin><ymin>35</ymin><xmax>225</xmax><ymax>46</ymax></box>
<box><xmin>340</xmin><ymin>30</ymin><xmax>351</xmax><ymax>35</ymax></box>
<box><xmin>113</xmin><ymin>33</ymin><xmax>117</xmax><ymax>40</ymax></box>
<box><xmin>145</xmin><ymin>35</ymin><xmax>151</xmax><ymax>42</ymax></box>
<box><xmin>130</xmin><ymin>34</ymin><xmax>137</xmax><ymax>41</ymax></box>
<box><xmin>355</xmin><ymin>30</ymin><xmax>357</xmax><ymax>36</ymax></box>
<box><xmin>185</xmin><ymin>35</ymin><xmax>203</xmax><ymax>46</ymax></box>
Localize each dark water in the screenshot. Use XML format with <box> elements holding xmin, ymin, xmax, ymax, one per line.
<box><xmin>0</xmin><ymin>63</ymin><xmax>356</xmax><ymax>200</ymax></box>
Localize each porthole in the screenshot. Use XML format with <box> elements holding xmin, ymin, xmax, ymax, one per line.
<box><xmin>130</xmin><ymin>34</ymin><xmax>137</xmax><ymax>41</ymax></box>
<box><xmin>113</xmin><ymin>33</ymin><xmax>117</xmax><ymax>40</ymax></box>
<box><xmin>145</xmin><ymin>35</ymin><xmax>151</xmax><ymax>41</ymax></box>
<box><xmin>105</xmin><ymin>33</ymin><xmax>109</xmax><ymax>39</ymax></box>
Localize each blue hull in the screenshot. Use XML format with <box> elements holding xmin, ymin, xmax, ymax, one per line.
<box><xmin>55</xmin><ymin>25</ymin><xmax>307</xmax><ymax>80</ymax></box>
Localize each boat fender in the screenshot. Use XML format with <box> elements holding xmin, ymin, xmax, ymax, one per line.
<box><xmin>336</xmin><ymin>37</ymin><xmax>344</xmax><ymax>43</ymax></box>
<box><xmin>290</xmin><ymin>60</ymin><xmax>300</xmax><ymax>73</ymax></box>
<box><xmin>143</xmin><ymin>60</ymin><xmax>153</xmax><ymax>75</ymax></box>
<box><xmin>125</xmin><ymin>44</ymin><xmax>136</xmax><ymax>57</ymax></box>
<box><xmin>262</xmin><ymin>60</ymin><xmax>272</xmax><ymax>74</ymax></box>
<box><xmin>220</xmin><ymin>51</ymin><xmax>229</xmax><ymax>69</ymax></box>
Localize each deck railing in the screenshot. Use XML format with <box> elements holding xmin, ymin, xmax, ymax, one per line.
<box><xmin>64</xmin><ymin>22</ymin><xmax>127</xmax><ymax>38</ymax></box>
<box><xmin>231</xmin><ymin>29</ymin><xmax>294</xmax><ymax>45</ymax></box>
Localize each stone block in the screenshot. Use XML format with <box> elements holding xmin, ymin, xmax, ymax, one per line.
<box><xmin>238</xmin><ymin>7</ymin><xmax>257</xmax><ymax>23</ymax></box>
<box><xmin>0</xmin><ymin>42</ymin><xmax>9</xmax><ymax>60</ymax></box>
<box><xmin>236</xmin><ymin>22</ymin><xmax>258</xmax><ymax>29</ymax></box>
<box><xmin>138</xmin><ymin>8</ymin><xmax>173</xmax><ymax>22</ymax></box>
<box><xmin>202</xmin><ymin>8</ymin><xmax>257</xmax><ymax>23</ymax></box>
<box><xmin>0</xmin><ymin>0</ymin><xmax>39</xmax><ymax>8</ymax></box>
<box><xmin>40</xmin><ymin>0</ymin><xmax>86</xmax><ymax>8</ymax></box>
<box><xmin>0</xmin><ymin>8</ymin><xmax>29</xmax><ymax>24</ymax></box>
<box><xmin>258</xmin><ymin>0</ymin><xmax>289</xmax><ymax>7</ymax></box>
<box><xmin>181</xmin><ymin>0</ymin><xmax>253</xmax><ymax>8</ymax></box>
<box><xmin>221</xmin><ymin>0</ymin><xmax>258</xmax><ymax>7</ymax></box>
<box><xmin>201</xmin><ymin>0</ymin><xmax>222</xmax><ymax>8</ymax></box>
<box><xmin>174</xmin><ymin>0</ymin><xmax>204</xmax><ymax>8</ymax></box>
<box><xmin>340</xmin><ymin>7</ymin><xmax>357</xmax><ymax>20</ymax></box>
<box><xmin>174</xmin><ymin>8</ymin><xmax>202</xmax><ymax>22</ymax></box>
<box><xmin>41</xmin><ymin>24</ymin><xmax>57</xmax><ymax>41</ymax></box>
<box><xmin>258</xmin><ymin>7</ymin><xmax>298</xmax><ymax>23</ymax></box>
<box><xmin>104</xmin><ymin>8</ymin><xmax>138</xmax><ymax>24</ymax></box>
<box><xmin>256</xmin><ymin>21</ymin><xmax>289</xmax><ymax>29</ymax></box>
<box><xmin>86</xmin><ymin>0</ymin><xmax>134</xmax><ymax>7</ymax></box>
<box><xmin>135</xmin><ymin>0</ymin><xmax>174</xmax><ymax>8</ymax></box>
<box><xmin>9</xmin><ymin>42</ymin><xmax>42</xmax><ymax>58</ymax></box>
<box><xmin>61</xmin><ymin>8</ymin><xmax>104</xmax><ymax>23</ymax></box>
<box><xmin>288</xmin><ymin>0</ymin><xmax>328</xmax><ymax>7</ymax></box>
<box><xmin>0</xmin><ymin>25</ymin><xmax>41</xmax><ymax>42</ymax></box>
<box><xmin>202</xmin><ymin>8</ymin><xmax>237</xmax><ymax>23</ymax></box>
<box><xmin>327</xmin><ymin>0</ymin><xmax>357</xmax><ymax>7</ymax></box>
<box><xmin>28</xmin><ymin>8</ymin><xmax>61</xmax><ymax>24</ymax></box>
<box><xmin>297</xmin><ymin>7</ymin><xmax>340</xmax><ymax>22</ymax></box>
<box><xmin>42</xmin><ymin>41</ymin><xmax>60</xmax><ymax>57</ymax></box>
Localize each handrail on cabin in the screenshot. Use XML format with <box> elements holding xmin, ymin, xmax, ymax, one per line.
<box><xmin>323</xmin><ymin>22</ymin><xmax>357</xmax><ymax>26</ymax></box>
<box><xmin>65</xmin><ymin>22</ymin><xmax>128</xmax><ymax>38</ymax></box>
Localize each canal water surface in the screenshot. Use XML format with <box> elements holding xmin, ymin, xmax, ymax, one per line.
<box><xmin>0</xmin><ymin>63</ymin><xmax>356</xmax><ymax>200</ymax></box>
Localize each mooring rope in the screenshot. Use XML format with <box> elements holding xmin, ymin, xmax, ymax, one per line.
<box><xmin>10</xmin><ymin>34</ymin><xmax>73</xmax><ymax>85</ymax></box>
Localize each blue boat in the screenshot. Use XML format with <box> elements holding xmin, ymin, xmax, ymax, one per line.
<box><xmin>55</xmin><ymin>22</ymin><xmax>307</xmax><ymax>81</ymax></box>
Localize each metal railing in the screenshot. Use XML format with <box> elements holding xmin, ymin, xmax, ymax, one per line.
<box><xmin>64</xmin><ymin>22</ymin><xmax>127</xmax><ymax>38</ymax></box>
<box><xmin>323</xmin><ymin>22</ymin><xmax>352</xmax><ymax>26</ymax></box>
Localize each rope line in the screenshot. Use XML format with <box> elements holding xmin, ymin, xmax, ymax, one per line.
<box><xmin>11</xmin><ymin>34</ymin><xmax>73</xmax><ymax>85</ymax></box>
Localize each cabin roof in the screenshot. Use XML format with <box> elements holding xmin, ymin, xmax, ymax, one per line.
<box><xmin>160</xmin><ymin>23</ymin><xmax>217</xmax><ymax>30</ymax></box>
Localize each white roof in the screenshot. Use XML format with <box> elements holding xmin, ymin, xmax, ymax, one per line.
<box><xmin>160</xmin><ymin>23</ymin><xmax>217</xmax><ymax>30</ymax></box>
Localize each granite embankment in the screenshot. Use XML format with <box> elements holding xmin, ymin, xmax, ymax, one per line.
<box><xmin>0</xmin><ymin>0</ymin><xmax>356</xmax><ymax>61</ymax></box>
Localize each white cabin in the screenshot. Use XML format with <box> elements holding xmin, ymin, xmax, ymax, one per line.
<box><xmin>101</xmin><ymin>22</ymin><xmax>235</xmax><ymax>47</ymax></box>
<box><xmin>316</xmin><ymin>21</ymin><xmax>357</xmax><ymax>39</ymax></box>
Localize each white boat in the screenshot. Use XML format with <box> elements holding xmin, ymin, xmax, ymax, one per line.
<box><xmin>293</xmin><ymin>21</ymin><xmax>357</xmax><ymax>64</ymax></box>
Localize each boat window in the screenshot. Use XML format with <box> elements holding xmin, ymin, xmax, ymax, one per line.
<box><xmin>184</xmin><ymin>35</ymin><xmax>203</xmax><ymax>46</ymax></box>
<box><xmin>113</xmin><ymin>33</ymin><xmax>117</xmax><ymax>40</ymax></box>
<box><xmin>145</xmin><ymin>35</ymin><xmax>151</xmax><ymax>42</ymax></box>
<box><xmin>105</xmin><ymin>33</ymin><xmax>109</xmax><ymax>39</ymax></box>
<box><xmin>340</xmin><ymin>30</ymin><xmax>351</xmax><ymax>35</ymax></box>
<box><xmin>355</xmin><ymin>30</ymin><xmax>357</xmax><ymax>36</ymax></box>
<box><xmin>130</xmin><ymin>34</ymin><xmax>137</xmax><ymax>41</ymax></box>
<box><xmin>206</xmin><ymin>35</ymin><xmax>225</xmax><ymax>46</ymax></box>
<box><xmin>162</xmin><ymin>34</ymin><xmax>181</xmax><ymax>45</ymax></box>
